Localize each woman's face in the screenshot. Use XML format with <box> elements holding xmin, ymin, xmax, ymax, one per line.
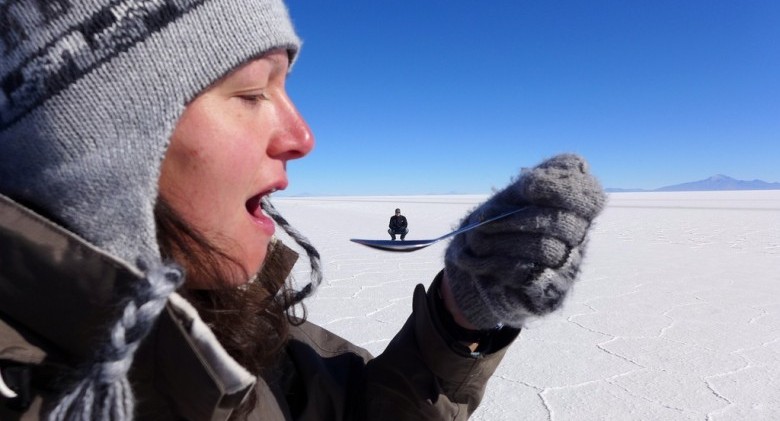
<box><xmin>159</xmin><ymin>50</ymin><xmax>313</xmax><ymax>288</ymax></box>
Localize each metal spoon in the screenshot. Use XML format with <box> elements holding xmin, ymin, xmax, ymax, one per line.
<box><xmin>350</xmin><ymin>207</ymin><xmax>527</xmax><ymax>252</ymax></box>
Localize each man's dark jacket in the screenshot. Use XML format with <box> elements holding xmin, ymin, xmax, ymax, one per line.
<box><xmin>388</xmin><ymin>215</ymin><xmax>408</xmax><ymax>232</ymax></box>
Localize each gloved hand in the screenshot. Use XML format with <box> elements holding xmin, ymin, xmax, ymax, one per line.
<box><xmin>444</xmin><ymin>154</ymin><xmax>606</xmax><ymax>329</ymax></box>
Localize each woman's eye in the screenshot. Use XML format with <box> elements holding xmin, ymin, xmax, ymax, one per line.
<box><xmin>238</xmin><ymin>93</ymin><xmax>269</xmax><ymax>103</ymax></box>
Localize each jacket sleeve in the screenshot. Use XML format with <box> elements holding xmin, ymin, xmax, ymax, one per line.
<box><xmin>362</xmin><ymin>272</ymin><xmax>520</xmax><ymax>420</ymax></box>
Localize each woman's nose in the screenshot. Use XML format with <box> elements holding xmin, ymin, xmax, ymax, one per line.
<box><xmin>268</xmin><ymin>91</ymin><xmax>314</xmax><ymax>160</ymax></box>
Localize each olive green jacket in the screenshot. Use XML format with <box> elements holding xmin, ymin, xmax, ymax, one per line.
<box><xmin>0</xmin><ymin>195</ymin><xmax>518</xmax><ymax>420</ymax></box>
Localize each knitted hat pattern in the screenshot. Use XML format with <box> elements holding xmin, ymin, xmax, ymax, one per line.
<box><xmin>0</xmin><ymin>0</ymin><xmax>301</xmax><ymax>265</ymax></box>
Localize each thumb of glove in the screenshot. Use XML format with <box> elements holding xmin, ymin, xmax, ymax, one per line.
<box><xmin>444</xmin><ymin>154</ymin><xmax>606</xmax><ymax>329</ymax></box>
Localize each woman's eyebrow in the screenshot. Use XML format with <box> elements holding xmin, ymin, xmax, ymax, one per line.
<box><xmin>233</xmin><ymin>55</ymin><xmax>288</xmax><ymax>86</ymax></box>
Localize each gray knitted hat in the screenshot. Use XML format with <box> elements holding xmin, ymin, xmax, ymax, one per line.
<box><xmin>0</xmin><ymin>0</ymin><xmax>301</xmax><ymax>266</ymax></box>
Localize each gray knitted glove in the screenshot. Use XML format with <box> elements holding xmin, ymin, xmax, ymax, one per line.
<box><xmin>444</xmin><ymin>154</ymin><xmax>606</xmax><ymax>329</ymax></box>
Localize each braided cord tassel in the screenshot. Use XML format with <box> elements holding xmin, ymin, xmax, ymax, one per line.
<box><xmin>47</xmin><ymin>262</ymin><xmax>183</xmax><ymax>421</ymax></box>
<box><xmin>261</xmin><ymin>197</ymin><xmax>322</xmax><ymax>304</ymax></box>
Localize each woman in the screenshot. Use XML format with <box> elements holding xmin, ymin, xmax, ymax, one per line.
<box><xmin>0</xmin><ymin>0</ymin><xmax>606</xmax><ymax>419</ymax></box>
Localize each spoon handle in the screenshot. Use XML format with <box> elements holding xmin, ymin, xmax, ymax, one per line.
<box><xmin>434</xmin><ymin>206</ymin><xmax>527</xmax><ymax>241</ymax></box>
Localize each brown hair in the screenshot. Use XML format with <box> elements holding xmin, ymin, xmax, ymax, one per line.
<box><xmin>155</xmin><ymin>198</ymin><xmax>304</xmax><ymax>418</ymax></box>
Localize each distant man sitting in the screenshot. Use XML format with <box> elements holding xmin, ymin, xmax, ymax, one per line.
<box><xmin>388</xmin><ymin>208</ymin><xmax>409</xmax><ymax>240</ymax></box>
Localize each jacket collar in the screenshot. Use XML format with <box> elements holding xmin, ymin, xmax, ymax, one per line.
<box><xmin>0</xmin><ymin>193</ymin><xmax>143</xmax><ymax>362</ymax></box>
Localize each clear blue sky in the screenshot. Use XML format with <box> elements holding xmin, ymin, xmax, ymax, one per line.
<box><xmin>281</xmin><ymin>0</ymin><xmax>779</xmax><ymax>196</ymax></box>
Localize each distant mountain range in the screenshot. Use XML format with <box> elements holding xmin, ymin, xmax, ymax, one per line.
<box><xmin>607</xmin><ymin>175</ymin><xmax>780</xmax><ymax>192</ymax></box>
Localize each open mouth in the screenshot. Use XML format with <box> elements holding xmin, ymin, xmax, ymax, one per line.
<box><xmin>244</xmin><ymin>190</ymin><xmax>277</xmax><ymax>237</ymax></box>
<box><xmin>245</xmin><ymin>188</ymin><xmax>278</xmax><ymax>220</ymax></box>
<box><xmin>246</xmin><ymin>194</ymin><xmax>264</xmax><ymax>218</ymax></box>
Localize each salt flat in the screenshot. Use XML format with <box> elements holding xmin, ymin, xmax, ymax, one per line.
<box><xmin>273</xmin><ymin>190</ymin><xmax>780</xmax><ymax>420</ymax></box>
